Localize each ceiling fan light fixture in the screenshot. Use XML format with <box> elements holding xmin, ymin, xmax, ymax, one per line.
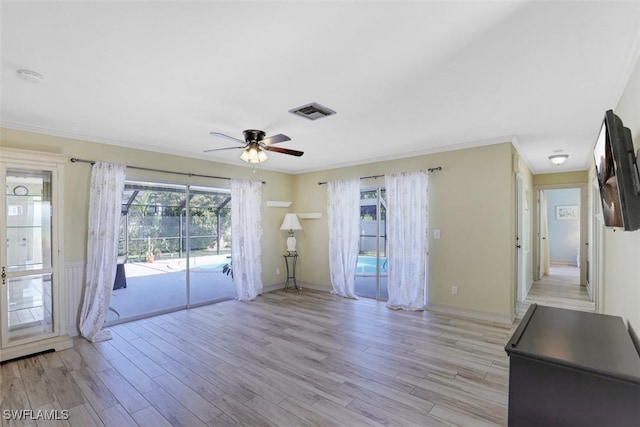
<box><xmin>208</xmin><ymin>129</ymin><xmax>299</xmax><ymax>163</ymax></box>
<box><xmin>240</xmin><ymin>143</ymin><xmax>268</xmax><ymax>164</ymax></box>
<box><xmin>257</xmin><ymin>150</ymin><xmax>268</xmax><ymax>163</ymax></box>
<box><xmin>548</xmin><ymin>154</ymin><xmax>569</xmax><ymax>165</ymax></box>
<box><xmin>248</xmin><ymin>146</ymin><xmax>259</xmax><ymax>160</ymax></box>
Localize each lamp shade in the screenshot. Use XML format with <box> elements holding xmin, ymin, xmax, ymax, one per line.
<box><xmin>280</xmin><ymin>213</ymin><xmax>302</xmax><ymax>231</ymax></box>
<box><xmin>280</xmin><ymin>213</ymin><xmax>302</xmax><ymax>253</ymax></box>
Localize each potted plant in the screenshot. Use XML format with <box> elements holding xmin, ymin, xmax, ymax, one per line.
<box><xmin>222</xmin><ymin>256</ymin><xmax>233</xmax><ymax>279</ymax></box>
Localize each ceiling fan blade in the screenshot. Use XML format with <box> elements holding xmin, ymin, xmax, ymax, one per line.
<box><xmin>209</xmin><ymin>131</ymin><xmax>245</xmax><ymax>145</ymax></box>
<box><xmin>264</xmin><ymin>145</ymin><xmax>304</xmax><ymax>157</ymax></box>
<box><xmin>204</xmin><ymin>146</ymin><xmax>245</xmax><ymax>153</ymax></box>
<box><xmin>261</xmin><ymin>133</ymin><xmax>291</xmax><ymax>146</ymax></box>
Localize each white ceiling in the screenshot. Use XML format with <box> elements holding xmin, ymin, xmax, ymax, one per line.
<box><xmin>2</xmin><ymin>1</ymin><xmax>640</xmax><ymax>174</ymax></box>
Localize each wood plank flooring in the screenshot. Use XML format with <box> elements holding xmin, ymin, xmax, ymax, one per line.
<box><xmin>521</xmin><ymin>266</ymin><xmax>595</xmax><ymax>314</ymax></box>
<box><xmin>1</xmin><ymin>276</ymin><xmax>591</xmax><ymax>427</ymax></box>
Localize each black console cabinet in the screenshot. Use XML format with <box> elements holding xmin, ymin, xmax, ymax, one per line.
<box><xmin>505</xmin><ymin>304</ymin><xmax>640</xmax><ymax>426</ymax></box>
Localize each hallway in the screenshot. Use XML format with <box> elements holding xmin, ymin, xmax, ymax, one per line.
<box><xmin>520</xmin><ymin>265</ymin><xmax>595</xmax><ymax>316</ymax></box>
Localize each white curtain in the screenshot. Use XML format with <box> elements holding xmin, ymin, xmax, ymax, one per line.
<box><xmin>327</xmin><ymin>179</ymin><xmax>360</xmax><ymax>298</ymax></box>
<box><xmin>231</xmin><ymin>179</ymin><xmax>263</xmax><ymax>300</ymax></box>
<box><xmin>79</xmin><ymin>162</ymin><xmax>126</xmax><ymax>342</ymax></box>
<box><xmin>386</xmin><ymin>171</ymin><xmax>429</xmax><ymax>311</ymax></box>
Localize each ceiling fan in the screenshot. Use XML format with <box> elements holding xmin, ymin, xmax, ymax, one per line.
<box><xmin>205</xmin><ymin>129</ymin><xmax>303</xmax><ymax>164</ymax></box>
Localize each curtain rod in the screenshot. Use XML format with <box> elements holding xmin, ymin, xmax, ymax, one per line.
<box><xmin>317</xmin><ymin>167</ymin><xmax>442</xmax><ymax>185</ymax></box>
<box><xmin>70</xmin><ymin>157</ymin><xmax>266</xmax><ymax>184</ymax></box>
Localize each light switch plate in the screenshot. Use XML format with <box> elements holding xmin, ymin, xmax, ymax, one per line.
<box><xmin>434</xmin><ymin>229</ymin><xmax>441</xmax><ymax>239</ymax></box>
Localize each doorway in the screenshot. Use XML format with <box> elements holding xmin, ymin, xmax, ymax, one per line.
<box><xmin>534</xmin><ymin>184</ymin><xmax>590</xmax><ymax>295</ymax></box>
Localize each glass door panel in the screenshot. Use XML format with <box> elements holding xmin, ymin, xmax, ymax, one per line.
<box><xmin>4</xmin><ymin>168</ymin><xmax>57</xmax><ymax>346</ymax></box>
<box><xmin>355</xmin><ymin>187</ymin><xmax>388</xmax><ymax>300</ymax></box>
<box><xmin>188</xmin><ymin>186</ymin><xmax>234</xmax><ymax>305</ymax></box>
<box><xmin>7</xmin><ymin>273</ymin><xmax>53</xmax><ymax>342</ymax></box>
<box><xmin>6</xmin><ymin>169</ymin><xmax>52</xmax><ymax>272</ymax></box>
<box><xmin>355</xmin><ymin>190</ymin><xmax>377</xmax><ymax>298</ymax></box>
<box><xmin>378</xmin><ymin>189</ymin><xmax>388</xmax><ymax>300</ymax></box>
<box><xmin>108</xmin><ymin>182</ymin><xmax>188</xmax><ymax>322</ymax></box>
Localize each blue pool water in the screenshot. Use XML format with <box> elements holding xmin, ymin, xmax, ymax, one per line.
<box><xmin>192</xmin><ymin>262</ymin><xmax>227</xmax><ymax>272</ymax></box>
<box><xmin>357</xmin><ymin>256</ymin><xmax>387</xmax><ymax>274</ymax></box>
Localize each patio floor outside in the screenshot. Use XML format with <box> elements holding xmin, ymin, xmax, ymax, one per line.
<box><xmin>106</xmin><ymin>254</ymin><xmax>236</xmax><ymax>322</ymax></box>
<box><xmin>106</xmin><ymin>254</ymin><xmax>390</xmax><ymax>323</ymax></box>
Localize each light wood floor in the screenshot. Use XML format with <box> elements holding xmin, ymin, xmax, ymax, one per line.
<box><xmin>1</xmin><ymin>277</ymin><xmax>592</xmax><ymax>427</ymax></box>
<box><xmin>521</xmin><ymin>266</ymin><xmax>595</xmax><ymax>314</ymax></box>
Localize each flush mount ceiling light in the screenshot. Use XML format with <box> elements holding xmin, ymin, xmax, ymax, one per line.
<box><xmin>17</xmin><ymin>69</ymin><xmax>44</xmax><ymax>83</ymax></box>
<box><xmin>548</xmin><ymin>154</ymin><xmax>569</xmax><ymax>165</ymax></box>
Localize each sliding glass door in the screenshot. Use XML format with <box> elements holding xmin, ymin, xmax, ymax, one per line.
<box><xmin>108</xmin><ymin>181</ymin><xmax>234</xmax><ymax>323</ymax></box>
<box><xmin>188</xmin><ymin>186</ymin><xmax>234</xmax><ymax>305</ymax></box>
<box><xmin>355</xmin><ymin>187</ymin><xmax>388</xmax><ymax>300</ymax></box>
<box><xmin>109</xmin><ymin>182</ymin><xmax>188</xmax><ymax>321</ymax></box>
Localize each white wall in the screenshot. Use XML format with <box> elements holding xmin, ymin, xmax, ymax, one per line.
<box><xmin>292</xmin><ymin>142</ymin><xmax>520</xmax><ymax>323</ymax></box>
<box><xmin>600</xmin><ymin>54</ymin><xmax>640</xmax><ymax>338</ymax></box>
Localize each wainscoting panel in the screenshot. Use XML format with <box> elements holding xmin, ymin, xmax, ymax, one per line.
<box><xmin>65</xmin><ymin>260</ymin><xmax>85</xmax><ymax>337</ymax></box>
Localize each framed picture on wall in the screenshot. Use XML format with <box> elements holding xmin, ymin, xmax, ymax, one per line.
<box><xmin>556</xmin><ymin>205</ymin><xmax>578</xmax><ymax>220</ymax></box>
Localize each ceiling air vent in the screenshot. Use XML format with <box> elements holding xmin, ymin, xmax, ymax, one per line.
<box><xmin>289</xmin><ymin>102</ymin><xmax>336</xmax><ymax>120</ymax></box>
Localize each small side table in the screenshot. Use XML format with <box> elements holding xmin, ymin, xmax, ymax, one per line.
<box><xmin>283</xmin><ymin>252</ymin><xmax>300</xmax><ymax>292</ymax></box>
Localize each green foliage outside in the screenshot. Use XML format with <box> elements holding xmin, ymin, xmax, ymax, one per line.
<box><xmin>118</xmin><ymin>186</ymin><xmax>231</xmax><ymax>262</ymax></box>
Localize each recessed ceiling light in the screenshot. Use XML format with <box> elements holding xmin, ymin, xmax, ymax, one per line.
<box><xmin>17</xmin><ymin>69</ymin><xmax>44</xmax><ymax>83</ymax></box>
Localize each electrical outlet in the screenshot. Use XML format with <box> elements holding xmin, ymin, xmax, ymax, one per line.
<box><xmin>276</xmin><ymin>267</ymin><xmax>280</xmax><ymax>275</ymax></box>
<box><xmin>452</xmin><ymin>285</ymin><xmax>458</xmax><ymax>295</ymax></box>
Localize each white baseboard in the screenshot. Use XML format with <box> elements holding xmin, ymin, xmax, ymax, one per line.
<box><xmin>525</xmin><ymin>279</ymin><xmax>534</xmax><ymax>299</ymax></box>
<box><xmin>263</xmin><ymin>283</ymin><xmax>285</xmax><ymax>293</ymax></box>
<box><xmin>263</xmin><ymin>281</ymin><xmax>330</xmax><ymax>293</ymax></box>
<box><xmin>550</xmin><ymin>260</ymin><xmax>578</xmax><ymax>267</ymax></box>
<box><xmin>296</xmin><ymin>282</ymin><xmax>332</xmax><ymax>292</ymax></box>
<box><xmin>427</xmin><ymin>302</ymin><xmax>513</xmax><ymax>325</ymax></box>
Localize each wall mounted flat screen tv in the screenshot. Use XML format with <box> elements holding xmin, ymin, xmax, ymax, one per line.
<box><xmin>593</xmin><ymin>110</ymin><xmax>640</xmax><ymax>231</ymax></box>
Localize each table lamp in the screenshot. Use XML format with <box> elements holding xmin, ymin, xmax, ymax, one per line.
<box><xmin>280</xmin><ymin>213</ymin><xmax>302</xmax><ymax>253</ymax></box>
